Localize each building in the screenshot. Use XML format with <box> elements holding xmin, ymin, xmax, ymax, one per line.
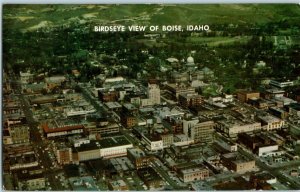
<box><xmin>290</xmin><ymin>170</ymin><xmax>299</xmax><ymax>177</ymax></box>
<box><xmin>183</xmin><ymin>119</ymin><xmax>215</xmax><ymax>143</ymax></box>
<box><xmin>221</xmin><ymin>152</ymin><xmax>255</xmax><ymax>173</ymax></box>
<box><xmin>163</xmin><ymin>116</ymin><xmax>183</xmax><ymax>133</ymax></box>
<box><xmin>20</xmin><ymin>71</ymin><xmax>34</xmax><ymax>84</ymax></box>
<box><xmin>248</xmin><ymin>98</ymin><xmax>275</xmax><ymax>109</ymax></box>
<box><xmin>214</xmin><ymin>177</ymin><xmax>254</xmax><ymax>190</ymax></box>
<box><xmin>258</xmin><ymin>115</ymin><xmax>285</xmax><ymax>131</ymax></box>
<box><xmin>127</xmin><ymin>148</ymin><xmax>153</xmax><ymax>169</ymax></box>
<box><xmin>23</xmin><ymin>83</ymin><xmax>47</xmax><ymax>94</ymax></box>
<box><xmin>216</xmin><ymin>119</ymin><xmax>261</xmax><ymax>137</ymax></box>
<box><xmin>105</xmin><ymin>102</ymin><xmax>122</xmax><ymax>112</ymax></box>
<box><xmin>250</xmin><ymin>172</ymin><xmax>277</xmax><ymax>190</ymax></box>
<box><xmin>55</xmin><ymin>144</ymin><xmax>73</xmax><ymax>165</ymax></box>
<box><xmin>122</xmin><ymin>103</ymin><xmax>138</xmax><ymax>115</ymax></box>
<box><xmin>264</xmin><ymin>89</ymin><xmax>285</xmax><ymax>99</ymax></box>
<box><xmin>45</xmin><ymin>75</ymin><xmax>66</xmax><ymax>90</ymax></box>
<box><xmin>68</xmin><ymin>176</ymin><xmax>98</xmax><ymax>191</ymax></box>
<box><xmin>64</xmin><ymin>105</ymin><xmax>96</xmax><ymax>117</ymax></box>
<box><xmin>86</xmin><ymin>119</ymin><xmax>119</xmax><ymax>136</ymax></box>
<box><xmin>74</xmin><ymin>136</ymin><xmax>133</xmax><ymax>161</ymax></box>
<box><xmin>179</xmin><ymin>166</ymin><xmax>210</xmax><ymax>183</ymax></box>
<box><xmin>288</xmin><ymin>103</ymin><xmax>300</xmax><ymax>117</ymax></box>
<box><xmin>215</xmin><ymin>135</ymin><xmax>238</xmax><ymax>152</ymax></box>
<box><xmin>147</xmin><ymin>80</ymin><xmax>161</xmax><ymax>105</ymax></box>
<box><xmin>120</xmin><ymin>113</ymin><xmax>137</xmax><ymax>128</ymax></box>
<box><xmin>8</xmin><ymin>125</ymin><xmax>30</xmax><ymax>144</ymax></box>
<box><xmin>142</xmin><ymin>134</ymin><xmax>163</xmax><ymax>151</ymax></box>
<box><xmin>165</xmin><ymin>83</ymin><xmax>196</xmax><ymax>99</ymax></box>
<box><xmin>108</xmin><ymin>179</ymin><xmax>129</xmax><ymax>191</ymax></box>
<box><xmin>98</xmin><ymin>90</ymin><xmax>119</xmax><ymax>102</ymax></box>
<box><xmin>104</xmin><ymin>76</ymin><xmax>125</xmax><ymax>84</ymax></box>
<box><xmin>178</xmin><ymin>93</ymin><xmax>204</xmax><ymax>108</ymax></box>
<box><xmin>98</xmin><ymin>136</ymin><xmax>133</xmax><ymax>158</ymax></box>
<box><xmin>238</xmin><ymin>133</ymin><xmax>277</xmax><ymax>153</ymax></box>
<box><xmin>173</xmin><ymin>134</ymin><xmax>194</xmax><ymax>146</ymax></box>
<box><xmin>14</xmin><ymin>166</ymin><xmax>45</xmax><ymax>190</ymax></box>
<box><xmin>30</xmin><ymin>95</ymin><xmax>58</xmax><ymax>105</ymax></box>
<box><xmin>161</xmin><ymin>134</ymin><xmax>174</xmax><ymax>148</ymax></box>
<box><xmin>9</xmin><ymin>151</ymin><xmax>38</xmax><ymax>171</ymax></box>
<box><xmin>269</xmin><ymin>80</ymin><xmax>294</xmax><ymax>88</ymax></box>
<box><xmin>257</xmin><ymin>145</ymin><xmax>279</xmax><ymax>157</ymax></box>
<box><xmin>237</xmin><ymin>91</ymin><xmax>260</xmax><ymax>103</ymax></box>
<box><xmin>137</xmin><ymin>167</ymin><xmax>164</xmax><ymax>189</ymax></box>
<box><xmin>269</xmin><ymin>107</ymin><xmax>288</xmax><ymax>119</ymax></box>
<box><xmin>41</xmin><ymin>120</ymin><xmax>84</xmax><ymax>138</ymax></box>
<box><xmin>74</xmin><ymin>141</ymin><xmax>101</xmax><ymax>162</ymax></box>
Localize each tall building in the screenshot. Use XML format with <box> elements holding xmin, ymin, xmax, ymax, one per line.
<box><xmin>147</xmin><ymin>80</ymin><xmax>160</xmax><ymax>105</ymax></box>
<box><xmin>183</xmin><ymin>119</ymin><xmax>215</xmax><ymax>143</ymax></box>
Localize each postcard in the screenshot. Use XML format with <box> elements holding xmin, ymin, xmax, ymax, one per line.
<box><xmin>2</xmin><ymin>4</ymin><xmax>300</xmax><ymax>191</ymax></box>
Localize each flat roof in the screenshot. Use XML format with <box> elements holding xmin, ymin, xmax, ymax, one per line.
<box><xmin>266</xmin><ymin>89</ymin><xmax>285</xmax><ymax>94</ymax></box>
<box><xmin>258</xmin><ymin>115</ymin><xmax>281</xmax><ymax>123</ymax></box>
<box><xmin>181</xmin><ymin>166</ymin><xmax>208</xmax><ymax>174</ymax></box>
<box><xmin>75</xmin><ymin>136</ymin><xmax>131</xmax><ymax>152</ymax></box>
<box><xmin>99</xmin><ymin>136</ymin><xmax>131</xmax><ymax>148</ymax></box>
<box><xmin>42</xmin><ymin>120</ymin><xmax>84</xmax><ymax>133</ymax></box>
<box><xmin>105</xmin><ymin>102</ymin><xmax>122</xmax><ymax>109</ymax></box>
<box><xmin>75</xmin><ymin>141</ymin><xmax>100</xmax><ymax>152</ymax></box>
<box><xmin>127</xmin><ymin>147</ymin><xmax>146</xmax><ymax>158</ymax></box>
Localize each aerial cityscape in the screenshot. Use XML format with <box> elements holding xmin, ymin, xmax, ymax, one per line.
<box><xmin>2</xmin><ymin>4</ymin><xmax>300</xmax><ymax>191</ymax></box>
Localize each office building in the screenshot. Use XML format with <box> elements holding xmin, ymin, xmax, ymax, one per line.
<box><xmin>183</xmin><ymin>119</ymin><xmax>215</xmax><ymax>143</ymax></box>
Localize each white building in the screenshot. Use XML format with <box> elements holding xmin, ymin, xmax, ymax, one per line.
<box><xmin>179</xmin><ymin>167</ymin><xmax>209</xmax><ymax>183</ymax></box>
<box><xmin>173</xmin><ymin>134</ymin><xmax>194</xmax><ymax>146</ymax></box>
<box><xmin>75</xmin><ymin>136</ymin><xmax>133</xmax><ymax>161</ymax></box>
<box><xmin>183</xmin><ymin>118</ymin><xmax>215</xmax><ymax>143</ymax></box>
<box><xmin>147</xmin><ymin>81</ymin><xmax>160</xmax><ymax>105</ymax></box>
<box><xmin>64</xmin><ymin>106</ymin><xmax>96</xmax><ymax>117</ymax></box>
<box><xmin>104</xmin><ymin>76</ymin><xmax>125</xmax><ymax>83</ymax></box>
<box><xmin>270</xmin><ymin>80</ymin><xmax>294</xmax><ymax>88</ymax></box>
<box><xmin>258</xmin><ymin>115</ymin><xmax>285</xmax><ymax>131</ymax></box>
<box><xmin>20</xmin><ymin>71</ymin><xmax>34</xmax><ymax>84</ymax></box>
<box><xmin>216</xmin><ymin>136</ymin><xmax>238</xmax><ymax>152</ymax></box>
<box><xmin>100</xmin><ymin>144</ymin><xmax>133</xmax><ymax>159</ymax></box>
<box><xmin>142</xmin><ymin>134</ymin><xmax>163</xmax><ymax>151</ymax></box>
<box><xmin>258</xmin><ymin>145</ymin><xmax>279</xmax><ymax>157</ymax></box>
<box><xmin>216</xmin><ymin>120</ymin><xmax>261</xmax><ymax>137</ymax></box>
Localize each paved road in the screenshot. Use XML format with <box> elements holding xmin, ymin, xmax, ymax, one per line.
<box><xmin>239</xmin><ymin>145</ymin><xmax>300</xmax><ymax>189</ymax></box>
<box><xmin>150</xmin><ymin>158</ymin><xmax>187</xmax><ymax>190</ymax></box>
<box><xmin>14</xmin><ymin>79</ymin><xmax>66</xmax><ymax>190</ymax></box>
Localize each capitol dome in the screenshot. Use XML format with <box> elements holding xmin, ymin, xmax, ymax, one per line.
<box><xmin>187</xmin><ymin>56</ymin><xmax>194</xmax><ymax>65</ymax></box>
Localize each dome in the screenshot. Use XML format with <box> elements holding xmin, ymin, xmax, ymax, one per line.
<box><xmin>187</xmin><ymin>56</ymin><xmax>194</xmax><ymax>64</ymax></box>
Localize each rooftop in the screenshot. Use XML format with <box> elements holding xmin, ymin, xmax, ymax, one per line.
<box><xmin>181</xmin><ymin>166</ymin><xmax>208</xmax><ymax>174</ymax></box>
<box><xmin>258</xmin><ymin>115</ymin><xmax>281</xmax><ymax>123</ymax></box>
<box><xmin>127</xmin><ymin>147</ymin><xmax>146</xmax><ymax>158</ymax></box>
<box><xmin>105</xmin><ymin>102</ymin><xmax>122</xmax><ymax>109</ymax></box>
<box><xmin>75</xmin><ymin>135</ymin><xmax>131</xmax><ymax>152</ymax></box>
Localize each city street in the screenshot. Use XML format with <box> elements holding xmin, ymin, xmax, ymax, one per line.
<box><xmin>15</xmin><ymin>81</ymin><xmax>66</xmax><ymax>190</ymax></box>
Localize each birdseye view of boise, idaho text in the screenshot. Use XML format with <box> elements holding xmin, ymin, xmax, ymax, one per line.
<box><xmin>2</xmin><ymin>4</ymin><xmax>300</xmax><ymax>191</ymax></box>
